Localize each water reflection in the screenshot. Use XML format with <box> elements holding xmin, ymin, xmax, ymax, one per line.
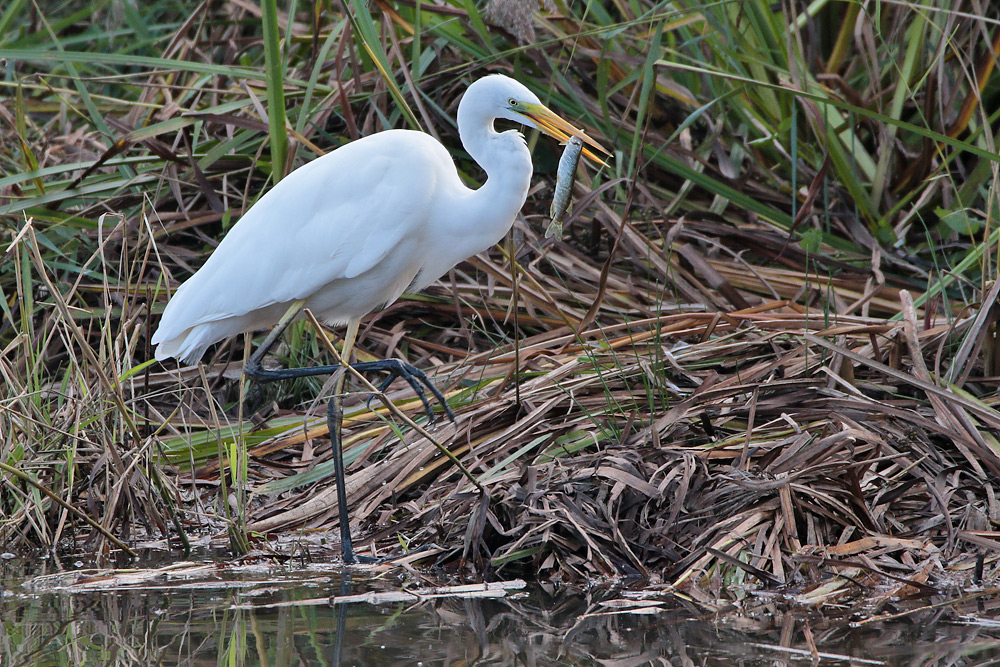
<box><xmin>2</xmin><ymin>553</ymin><xmax>1000</xmax><ymax>666</ymax></box>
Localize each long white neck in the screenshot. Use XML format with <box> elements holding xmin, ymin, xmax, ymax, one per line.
<box><xmin>411</xmin><ymin>87</ymin><xmax>535</xmax><ymax>292</ymax></box>
<box><xmin>451</xmin><ymin>95</ymin><xmax>533</xmax><ymax>245</ymax></box>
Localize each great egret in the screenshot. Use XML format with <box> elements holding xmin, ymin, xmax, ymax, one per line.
<box><xmin>152</xmin><ymin>74</ymin><xmax>609</xmax><ymax>563</ymax></box>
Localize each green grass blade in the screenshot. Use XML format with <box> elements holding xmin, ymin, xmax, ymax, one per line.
<box><xmin>344</xmin><ymin>0</ymin><xmax>421</xmax><ymax>130</ymax></box>
<box><xmin>261</xmin><ymin>0</ymin><xmax>288</xmax><ymax>181</ymax></box>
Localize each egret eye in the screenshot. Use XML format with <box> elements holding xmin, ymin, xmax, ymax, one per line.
<box><xmin>507</xmin><ymin>98</ymin><xmax>517</xmax><ymax>107</ymax></box>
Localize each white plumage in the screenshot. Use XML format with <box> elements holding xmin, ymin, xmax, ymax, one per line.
<box><xmin>152</xmin><ymin>74</ymin><xmax>606</xmax><ymax>363</ymax></box>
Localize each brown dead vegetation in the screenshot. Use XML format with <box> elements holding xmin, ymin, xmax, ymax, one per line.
<box><xmin>2</xmin><ymin>0</ymin><xmax>1000</xmax><ymax>604</ymax></box>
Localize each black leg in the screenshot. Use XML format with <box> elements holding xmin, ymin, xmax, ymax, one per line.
<box><xmin>326</xmin><ymin>383</ymin><xmax>355</xmax><ymax>564</ymax></box>
<box><xmin>246</xmin><ymin>349</ymin><xmax>452</xmax><ymax>564</ymax></box>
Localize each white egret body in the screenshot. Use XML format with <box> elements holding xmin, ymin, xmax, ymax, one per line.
<box><xmin>151</xmin><ymin>74</ymin><xmax>607</xmax><ymax>563</ymax></box>
<box><xmin>152</xmin><ymin>75</ymin><xmax>605</xmax><ymax>362</ymax></box>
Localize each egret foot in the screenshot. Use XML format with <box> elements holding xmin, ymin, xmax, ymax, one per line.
<box><xmin>358</xmin><ymin>359</ymin><xmax>456</xmax><ymax>423</ymax></box>
<box><xmin>245</xmin><ymin>358</ymin><xmax>453</xmax><ymax>422</ymax></box>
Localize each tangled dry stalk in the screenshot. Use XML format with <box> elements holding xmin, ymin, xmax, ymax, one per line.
<box><xmin>2</xmin><ymin>0</ymin><xmax>1000</xmax><ymax>603</ymax></box>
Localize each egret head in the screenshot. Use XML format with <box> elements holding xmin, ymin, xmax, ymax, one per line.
<box><xmin>464</xmin><ymin>74</ymin><xmax>610</xmax><ymax>165</ymax></box>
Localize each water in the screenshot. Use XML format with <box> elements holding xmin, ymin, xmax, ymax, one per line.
<box><xmin>3</xmin><ymin>552</ymin><xmax>1000</xmax><ymax>666</ymax></box>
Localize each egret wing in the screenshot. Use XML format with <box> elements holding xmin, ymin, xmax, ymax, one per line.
<box><xmin>153</xmin><ymin>132</ymin><xmax>443</xmax><ymax>350</ymax></box>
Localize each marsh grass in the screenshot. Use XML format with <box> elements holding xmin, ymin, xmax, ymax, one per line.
<box><xmin>2</xmin><ymin>0</ymin><xmax>1000</xmax><ymax>601</ymax></box>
